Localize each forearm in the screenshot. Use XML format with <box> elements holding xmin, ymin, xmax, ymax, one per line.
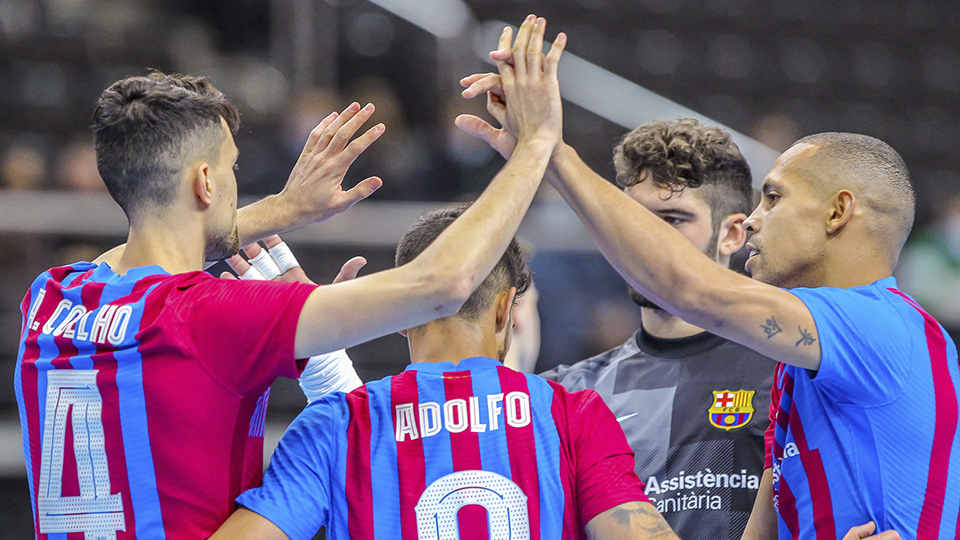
<box><xmin>236</xmin><ymin>194</ymin><xmax>300</xmax><ymax>246</ymax></box>
<box><xmin>547</xmin><ymin>144</ymin><xmax>724</xmax><ymax>316</ymax></box>
<box><xmin>742</xmin><ymin>468</ymin><xmax>778</xmax><ymax>540</ymax></box>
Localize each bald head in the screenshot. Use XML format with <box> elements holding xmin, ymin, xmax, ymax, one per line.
<box><xmin>791</xmin><ymin>132</ymin><xmax>915</xmax><ymax>252</ymax></box>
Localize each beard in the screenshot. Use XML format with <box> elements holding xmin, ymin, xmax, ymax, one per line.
<box><xmin>627</xmin><ymin>226</ymin><xmax>722</xmax><ymax>310</ymax></box>
<box><xmin>204</xmin><ymin>224</ymin><xmax>241</xmax><ymax>262</ymax></box>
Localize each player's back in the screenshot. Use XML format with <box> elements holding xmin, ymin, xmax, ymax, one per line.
<box><xmin>238</xmin><ymin>356</ymin><xmax>648</xmax><ymax>540</ymax></box>
<box><xmin>16</xmin><ymin>262</ymin><xmax>311</xmax><ymax>539</ymax></box>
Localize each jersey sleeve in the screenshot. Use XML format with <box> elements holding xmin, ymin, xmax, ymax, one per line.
<box><xmin>153</xmin><ymin>273</ymin><xmax>316</xmax><ymax>397</ymax></box>
<box><xmin>788</xmin><ymin>285</ymin><xmax>914</xmax><ymax>406</ymax></box>
<box><xmin>235</xmin><ymin>396</ymin><xmax>344</xmax><ymax>540</ymax></box>
<box><xmin>560</xmin><ymin>385</ymin><xmax>650</xmax><ymax>524</ymax></box>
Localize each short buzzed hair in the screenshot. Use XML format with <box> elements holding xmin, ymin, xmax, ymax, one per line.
<box><xmin>613</xmin><ymin>119</ymin><xmax>754</xmax><ymax>235</ymax></box>
<box><xmin>396</xmin><ymin>205</ymin><xmax>531</xmax><ymax>324</ymax></box>
<box><xmin>93</xmin><ymin>72</ymin><xmax>240</xmax><ymax>221</ymax></box>
<box><xmin>793</xmin><ymin>132</ymin><xmax>915</xmax><ymax>250</ymax></box>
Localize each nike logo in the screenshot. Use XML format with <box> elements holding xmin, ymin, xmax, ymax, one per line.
<box><xmin>616</xmin><ymin>413</ymin><xmax>638</xmax><ymax>423</ymax></box>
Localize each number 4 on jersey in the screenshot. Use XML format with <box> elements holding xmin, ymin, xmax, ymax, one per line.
<box><xmin>37</xmin><ymin>370</ymin><xmax>125</xmax><ymax>539</ymax></box>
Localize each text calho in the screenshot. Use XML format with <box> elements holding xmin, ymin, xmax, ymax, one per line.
<box><xmin>395</xmin><ymin>392</ymin><xmax>531</xmax><ymax>442</ymax></box>
<box><xmin>27</xmin><ymin>291</ymin><xmax>133</xmax><ymax>347</ymax></box>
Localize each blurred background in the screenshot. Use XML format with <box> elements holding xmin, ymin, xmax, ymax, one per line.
<box><xmin>1</xmin><ymin>0</ymin><xmax>959</xmax><ymax>535</ymax></box>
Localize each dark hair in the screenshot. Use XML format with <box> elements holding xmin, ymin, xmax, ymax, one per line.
<box><xmin>613</xmin><ymin>119</ymin><xmax>754</xmax><ymax>233</ymax></box>
<box><xmin>793</xmin><ymin>131</ymin><xmax>915</xmax><ymax>247</ymax></box>
<box><xmin>396</xmin><ymin>205</ymin><xmax>531</xmax><ymax>323</ymax></box>
<box><xmin>93</xmin><ymin>72</ymin><xmax>240</xmax><ymax>221</ymax></box>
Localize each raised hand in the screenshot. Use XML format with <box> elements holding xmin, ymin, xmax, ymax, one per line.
<box><xmin>221</xmin><ymin>235</ymin><xmax>367</xmax><ymax>285</ymax></box>
<box><xmin>490</xmin><ymin>16</ymin><xmax>566</xmax><ymax>154</ymax></box>
<box><xmin>456</xmin><ymin>72</ymin><xmax>516</xmax><ymax>159</ymax></box>
<box><xmin>277</xmin><ymin>102</ymin><xmax>386</xmax><ymax>225</ymax></box>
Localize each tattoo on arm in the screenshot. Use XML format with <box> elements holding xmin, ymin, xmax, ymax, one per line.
<box><xmin>796</xmin><ymin>326</ymin><xmax>816</xmax><ymax>347</ymax></box>
<box><xmin>598</xmin><ymin>502</ymin><xmax>678</xmax><ymax>539</ymax></box>
<box><xmin>761</xmin><ymin>316</ymin><xmax>783</xmax><ymax>339</ymax></box>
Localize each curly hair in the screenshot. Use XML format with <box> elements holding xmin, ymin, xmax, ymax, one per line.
<box><xmin>613</xmin><ymin>119</ymin><xmax>753</xmax><ymax>229</ymax></box>
<box><xmin>93</xmin><ymin>71</ymin><xmax>240</xmax><ymax>221</ymax></box>
<box><xmin>396</xmin><ymin>205</ymin><xmax>531</xmax><ymax>324</ymax></box>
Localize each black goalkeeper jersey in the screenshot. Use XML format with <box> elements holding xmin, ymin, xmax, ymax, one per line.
<box><xmin>541</xmin><ymin>328</ymin><xmax>774</xmax><ymax>540</ymax></box>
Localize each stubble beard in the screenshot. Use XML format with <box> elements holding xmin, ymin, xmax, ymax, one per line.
<box><xmin>628</xmin><ymin>227</ymin><xmax>721</xmax><ymax>310</ymax></box>
<box><xmin>204</xmin><ymin>225</ymin><xmax>241</xmax><ymax>262</ymax></box>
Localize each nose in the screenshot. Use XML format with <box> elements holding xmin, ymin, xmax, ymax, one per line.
<box><xmin>743</xmin><ymin>210</ymin><xmax>759</xmax><ymax>234</ymax></box>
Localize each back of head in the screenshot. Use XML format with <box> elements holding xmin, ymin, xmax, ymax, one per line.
<box><xmin>793</xmin><ymin>132</ymin><xmax>915</xmax><ymax>252</ymax></box>
<box><xmin>613</xmin><ymin>118</ymin><xmax>754</xmax><ymax>230</ymax></box>
<box><xmin>396</xmin><ymin>205</ymin><xmax>531</xmax><ymax>325</ymax></box>
<box><xmin>93</xmin><ymin>72</ymin><xmax>240</xmax><ymax>221</ymax></box>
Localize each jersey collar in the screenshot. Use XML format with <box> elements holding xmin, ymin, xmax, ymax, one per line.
<box><xmin>405</xmin><ymin>356</ymin><xmax>502</xmax><ymax>373</ymax></box>
<box><xmin>92</xmin><ymin>261</ymin><xmax>171</xmax><ymax>282</ymax></box>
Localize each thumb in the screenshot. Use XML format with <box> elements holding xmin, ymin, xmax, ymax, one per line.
<box><xmin>333</xmin><ymin>256</ymin><xmax>368</xmax><ymax>284</ymax></box>
<box><xmin>339</xmin><ymin>177</ymin><xmax>383</xmax><ymax>210</ymax></box>
<box><xmin>455</xmin><ymin>114</ymin><xmax>500</xmax><ymax>145</ymax></box>
<box><xmin>845</xmin><ymin>521</ymin><xmax>877</xmax><ymax>539</ymax></box>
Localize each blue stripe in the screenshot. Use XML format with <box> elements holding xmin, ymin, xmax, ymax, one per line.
<box><xmin>525</xmin><ymin>374</ymin><xmax>563</xmax><ymax>539</ymax></box>
<box><xmin>367</xmin><ymin>377</ymin><xmax>401</xmax><ymax>539</ymax></box>
<box><xmin>114</xmin><ymin>281</ymin><xmax>166</xmax><ymax>538</ymax></box>
<box><xmin>328</xmin><ymin>394</ymin><xmax>351</xmax><ymax>539</ymax></box>
<box><xmin>470</xmin><ymin>367</ymin><xmax>512</xmax><ymax>480</ymax></box>
<box><xmin>14</xmin><ymin>273</ymin><xmax>51</xmax><ymax>531</ymax></box>
<box><xmin>418</xmin><ymin>372</ymin><xmax>454</xmax><ymax>488</ymax></box>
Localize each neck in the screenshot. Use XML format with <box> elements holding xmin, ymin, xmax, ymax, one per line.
<box><xmin>407</xmin><ymin>318</ymin><xmax>501</xmax><ymax>365</ymax></box>
<box><xmin>114</xmin><ymin>213</ymin><xmax>206</xmax><ymax>275</ymax></box>
<box><xmin>641</xmin><ymin>307</ymin><xmax>706</xmax><ymax>339</ymax></box>
<box><xmin>816</xmin><ymin>242</ymin><xmax>893</xmax><ymax>289</ymax></box>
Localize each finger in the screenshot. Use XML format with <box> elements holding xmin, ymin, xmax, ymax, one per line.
<box><xmin>874</xmin><ymin>532</ymin><xmax>902</xmax><ymax>540</ymax></box>
<box><xmin>526</xmin><ymin>17</ymin><xmax>546</xmax><ymax>75</ymax></box>
<box><xmin>846</xmin><ymin>522</ymin><xmax>876</xmax><ymax>539</ymax></box>
<box><xmin>459</xmin><ymin>73</ymin><xmax>494</xmax><ymax>88</ymax></box>
<box><xmin>337</xmin><ymin>177</ymin><xmax>383</xmax><ymax>211</ymax></box>
<box><xmin>219</xmin><ymin>271</ymin><xmax>239</xmax><ymax>280</ymax></box>
<box><xmin>462</xmin><ymin>74</ymin><xmax>503</xmax><ymax>99</ymax></box>
<box><xmin>244</xmin><ymin>242</ymin><xmax>282</xmax><ymax>280</ymax></box>
<box><xmin>486</xmin><ymin>91</ymin><xmax>507</xmax><ymax>126</ymax></box>
<box><xmin>263</xmin><ymin>235</ymin><xmax>284</xmax><ymax>249</ymax></box>
<box><xmin>323</xmin><ymin>103</ymin><xmax>377</xmax><ymax>155</ymax></box>
<box><xmin>264</xmin><ymin>240</ymin><xmax>301</xmax><ymax>274</ymax></box>
<box><xmin>544</xmin><ymin>32</ymin><xmax>568</xmax><ymax>78</ymax></box>
<box><xmin>494</xmin><ymin>26</ymin><xmax>515</xmax><ymax>78</ymax></box>
<box><xmin>455</xmin><ymin>114</ymin><xmax>501</xmax><ymax>144</ymax></box>
<box><xmin>312</xmin><ymin>102</ymin><xmax>361</xmax><ymax>154</ymax></box>
<box><xmin>301</xmin><ymin>111</ymin><xmax>339</xmax><ymax>154</ymax></box>
<box><xmin>331</xmin><ymin>122</ymin><xmax>385</xmax><ymax>170</ymax></box>
<box><xmin>332</xmin><ymin>256</ymin><xmax>368</xmax><ymax>284</ymax></box>
<box><xmin>279</xmin><ymin>265</ymin><xmax>315</xmax><ymax>285</ymax></box>
<box><xmin>226</xmin><ymin>253</ymin><xmax>265</xmax><ymax>280</ymax></box>
<box><xmin>512</xmin><ymin>14</ymin><xmax>537</xmax><ymax>77</ymax></box>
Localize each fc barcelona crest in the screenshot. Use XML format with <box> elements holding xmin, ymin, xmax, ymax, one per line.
<box><xmin>708</xmin><ymin>389</ymin><xmax>755</xmax><ymax>431</ymax></box>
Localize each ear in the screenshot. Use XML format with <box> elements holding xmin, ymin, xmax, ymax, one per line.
<box><xmin>717</xmin><ymin>213</ymin><xmax>747</xmax><ymax>258</ymax></box>
<box><xmin>826</xmin><ymin>190</ymin><xmax>856</xmax><ymax>235</ymax></box>
<box><xmin>192</xmin><ymin>163</ymin><xmax>214</xmax><ymax>209</ymax></box>
<box><xmin>495</xmin><ymin>287</ymin><xmax>518</xmax><ymax>333</ymax></box>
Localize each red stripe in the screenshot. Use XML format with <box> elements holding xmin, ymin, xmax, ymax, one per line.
<box><xmin>498</xmin><ymin>367</ymin><xmax>541</xmax><ymax>540</ymax></box>
<box><xmin>778</xmin><ymin>477</ymin><xmax>801</xmax><ymax>540</ymax></box>
<box><xmin>443</xmin><ymin>370</ymin><xmax>488</xmax><ymax>540</ymax></box>
<box><xmin>786</xmin><ymin>379</ymin><xmax>836</xmax><ymax>540</ymax></box>
<box><xmin>345</xmin><ymin>387</ymin><xmax>375</xmax><ymax>539</ymax></box>
<box><xmin>391</xmin><ymin>371</ymin><xmax>426</xmax><ymax>540</ymax></box>
<box><xmin>547</xmin><ymin>382</ymin><xmax>578</xmax><ymax>539</ymax></box>
<box><xmin>890</xmin><ymin>289</ymin><xmax>958</xmax><ymax>538</ymax></box>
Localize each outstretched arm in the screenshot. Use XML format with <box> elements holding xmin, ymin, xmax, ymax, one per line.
<box><xmin>457</xmin><ymin>25</ymin><xmax>819</xmax><ymax>371</ymax></box>
<box><xmin>292</xmin><ymin>16</ymin><xmax>567</xmax><ymax>358</ymax></box>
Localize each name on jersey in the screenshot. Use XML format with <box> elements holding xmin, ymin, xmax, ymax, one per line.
<box><xmin>26</xmin><ymin>291</ymin><xmax>133</xmax><ymax>346</ymax></box>
<box><xmin>394</xmin><ymin>392</ymin><xmax>531</xmax><ymax>442</ymax></box>
<box><xmin>771</xmin><ymin>442</ymin><xmax>800</xmax><ymax>487</ymax></box>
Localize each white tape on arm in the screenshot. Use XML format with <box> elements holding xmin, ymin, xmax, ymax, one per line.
<box><xmin>298</xmin><ymin>349</ymin><xmax>363</xmax><ymax>403</ymax></box>
<box><xmin>267</xmin><ymin>241</ymin><xmax>300</xmax><ymax>274</ymax></box>
<box><xmin>247</xmin><ymin>249</ymin><xmax>282</xmax><ymax>280</ymax></box>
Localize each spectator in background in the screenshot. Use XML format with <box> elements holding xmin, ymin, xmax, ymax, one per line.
<box><xmin>1</xmin><ymin>140</ymin><xmax>47</xmax><ymax>189</ymax></box>
<box><xmin>54</xmin><ymin>137</ymin><xmax>105</xmax><ymax>192</ymax></box>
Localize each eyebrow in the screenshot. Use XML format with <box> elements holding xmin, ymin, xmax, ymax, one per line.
<box><xmin>654</xmin><ymin>207</ymin><xmax>697</xmax><ymax>218</ymax></box>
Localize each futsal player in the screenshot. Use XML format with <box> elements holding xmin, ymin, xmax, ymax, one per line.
<box><xmin>212</xmin><ymin>203</ymin><xmax>678</xmax><ymax>540</ymax></box>
<box><xmin>460</xmin><ymin>18</ymin><xmax>960</xmax><ymax>539</ymax></box>
<box><xmin>15</xmin><ymin>22</ymin><xmax>564</xmax><ymax>539</ymax></box>
<box><xmin>537</xmin><ymin>119</ymin><xmax>774</xmax><ymax>540</ymax></box>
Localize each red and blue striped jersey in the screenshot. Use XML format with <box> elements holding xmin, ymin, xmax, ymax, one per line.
<box><xmin>15</xmin><ymin>262</ymin><xmax>315</xmax><ymax>539</ymax></box>
<box><xmin>767</xmin><ymin>277</ymin><xmax>960</xmax><ymax>539</ymax></box>
<box><xmin>237</xmin><ymin>356</ymin><xmax>649</xmax><ymax>539</ymax></box>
